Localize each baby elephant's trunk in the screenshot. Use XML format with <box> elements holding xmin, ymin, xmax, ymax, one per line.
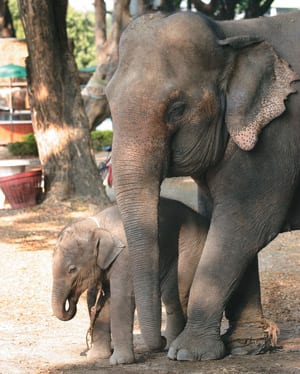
<box><xmin>51</xmin><ymin>284</ymin><xmax>77</xmax><ymax>321</ymax></box>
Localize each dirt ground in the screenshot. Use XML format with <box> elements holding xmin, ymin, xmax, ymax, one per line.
<box><xmin>0</xmin><ymin>148</ymin><xmax>299</xmax><ymax>373</ymax></box>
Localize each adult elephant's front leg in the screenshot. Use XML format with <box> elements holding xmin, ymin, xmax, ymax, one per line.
<box><xmin>109</xmin><ymin>261</ymin><xmax>136</xmax><ymax>365</ymax></box>
<box><xmin>168</xmin><ymin>203</ymin><xmax>282</xmax><ymax>361</ymax></box>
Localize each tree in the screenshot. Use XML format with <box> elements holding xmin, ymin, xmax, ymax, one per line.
<box><xmin>0</xmin><ymin>0</ymin><xmax>15</xmax><ymax>36</ymax></box>
<box><xmin>188</xmin><ymin>0</ymin><xmax>274</xmax><ymax>20</ymax></box>
<box><xmin>18</xmin><ymin>0</ymin><xmax>110</xmax><ymax>207</ymax></box>
<box><xmin>9</xmin><ymin>0</ymin><xmax>97</xmax><ymax>68</ymax></box>
<box><xmin>94</xmin><ymin>0</ymin><xmax>107</xmax><ymax>59</ymax></box>
<box><xmin>82</xmin><ymin>0</ymin><xmax>130</xmax><ymax>129</ymax></box>
<box><xmin>66</xmin><ymin>7</ymin><xmax>97</xmax><ymax>69</ymax></box>
<box><xmin>243</xmin><ymin>0</ymin><xmax>274</xmax><ymax>18</ymax></box>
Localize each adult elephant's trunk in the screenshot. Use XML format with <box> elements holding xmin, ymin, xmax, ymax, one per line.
<box><xmin>112</xmin><ymin>131</ymin><xmax>167</xmax><ymax>350</ymax></box>
<box><xmin>51</xmin><ymin>283</ymin><xmax>77</xmax><ymax>321</ymax></box>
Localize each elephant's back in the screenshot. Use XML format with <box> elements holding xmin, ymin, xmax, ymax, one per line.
<box><xmin>220</xmin><ymin>12</ymin><xmax>300</xmax><ymax>74</ymax></box>
<box><xmin>94</xmin><ymin>205</ymin><xmax>127</xmax><ymax>244</ymax></box>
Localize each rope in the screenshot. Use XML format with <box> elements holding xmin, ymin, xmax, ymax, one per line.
<box><xmin>85</xmin><ymin>286</ymin><xmax>103</xmax><ymax>351</ymax></box>
<box><xmin>85</xmin><ymin>282</ymin><xmax>110</xmax><ymax>352</ymax></box>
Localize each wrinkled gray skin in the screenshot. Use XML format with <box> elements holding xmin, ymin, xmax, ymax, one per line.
<box><xmin>106</xmin><ymin>11</ymin><xmax>300</xmax><ymax>361</ymax></box>
<box><xmin>52</xmin><ymin>197</ymin><xmax>208</xmax><ymax>364</ymax></box>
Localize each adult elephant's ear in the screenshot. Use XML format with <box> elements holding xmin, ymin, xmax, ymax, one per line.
<box><xmin>220</xmin><ymin>37</ymin><xmax>299</xmax><ymax>151</ymax></box>
<box><xmin>95</xmin><ymin>229</ymin><xmax>125</xmax><ymax>270</ymax></box>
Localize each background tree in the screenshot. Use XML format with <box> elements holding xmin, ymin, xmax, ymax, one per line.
<box><xmin>82</xmin><ymin>0</ymin><xmax>130</xmax><ymax>129</ymax></box>
<box><xmin>191</xmin><ymin>0</ymin><xmax>274</xmax><ymax>20</ymax></box>
<box><xmin>66</xmin><ymin>7</ymin><xmax>97</xmax><ymax>68</ymax></box>
<box><xmin>9</xmin><ymin>0</ymin><xmax>97</xmax><ymax>68</ymax></box>
<box><xmin>94</xmin><ymin>0</ymin><xmax>107</xmax><ymax>59</ymax></box>
<box><xmin>0</xmin><ymin>0</ymin><xmax>15</xmax><ymax>36</ymax></box>
<box><xmin>17</xmin><ymin>0</ymin><xmax>110</xmax><ymax>207</ymax></box>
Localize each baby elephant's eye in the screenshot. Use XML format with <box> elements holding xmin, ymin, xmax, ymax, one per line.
<box><xmin>166</xmin><ymin>101</ymin><xmax>186</xmax><ymax>125</ymax></box>
<box><xmin>68</xmin><ymin>265</ymin><xmax>77</xmax><ymax>274</ymax></box>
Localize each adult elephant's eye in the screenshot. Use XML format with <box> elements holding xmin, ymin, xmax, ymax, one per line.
<box><xmin>68</xmin><ymin>265</ymin><xmax>77</xmax><ymax>274</ymax></box>
<box><xmin>166</xmin><ymin>101</ymin><xmax>186</xmax><ymax>125</ymax></box>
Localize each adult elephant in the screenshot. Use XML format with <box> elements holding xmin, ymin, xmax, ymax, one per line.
<box><xmin>105</xmin><ymin>11</ymin><xmax>300</xmax><ymax>361</ymax></box>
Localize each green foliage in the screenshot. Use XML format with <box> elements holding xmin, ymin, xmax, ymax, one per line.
<box><xmin>8</xmin><ymin>0</ymin><xmax>25</xmax><ymax>39</ymax></box>
<box><xmin>8</xmin><ymin>130</ymin><xmax>114</xmax><ymax>155</ymax></box>
<box><xmin>8</xmin><ymin>1</ymin><xmax>97</xmax><ymax>69</ymax></box>
<box><xmin>8</xmin><ymin>133</ymin><xmax>38</xmax><ymax>156</ymax></box>
<box><xmin>236</xmin><ymin>0</ymin><xmax>256</xmax><ymax>14</ymax></box>
<box><xmin>66</xmin><ymin>7</ymin><xmax>97</xmax><ymax>69</ymax></box>
<box><xmin>91</xmin><ymin>130</ymin><xmax>113</xmax><ymax>151</ymax></box>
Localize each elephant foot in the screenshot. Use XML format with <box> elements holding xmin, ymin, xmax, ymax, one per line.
<box><xmin>164</xmin><ymin>327</ymin><xmax>185</xmax><ymax>349</ymax></box>
<box><xmin>164</xmin><ymin>333</ymin><xmax>178</xmax><ymax>350</ymax></box>
<box><xmin>167</xmin><ymin>327</ymin><xmax>226</xmax><ymax>361</ymax></box>
<box><xmin>109</xmin><ymin>348</ymin><xmax>135</xmax><ymax>365</ymax></box>
<box><xmin>163</xmin><ymin>313</ymin><xmax>186</xmax><ymax>349</ymax></box>
<box><xmin>87</xmin><ymin>342</ymin><xmax>112</xmax><ymax>361</ymax></box>
<box><xmin>222</xmin><ymin>319</ymin><xmax>280</xmax><ymax>355</ymax></box>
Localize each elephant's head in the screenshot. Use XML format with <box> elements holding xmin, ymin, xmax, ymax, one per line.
<box><xmin>52</xmin><ymin>221</ymin><xmax>124</xmax><ymax>321</ymax></box>
<box><xmin>105</xmin><ymin>12</ymin><xmax>297</xmax><ymax>349</ymax></box>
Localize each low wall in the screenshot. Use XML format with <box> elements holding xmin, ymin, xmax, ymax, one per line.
<box><xmin>0</xmin><ymin>120</ymin><xmax>33</xmax><ymax>144</ymax></box>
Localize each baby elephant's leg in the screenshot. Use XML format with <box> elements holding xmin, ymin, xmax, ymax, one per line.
<box><xmin>161</xmin><ymin>262</ymin><xmax>186</xmax><ymax>348</ymax></box>
<box><xmin>109</xmin><ymin>291</ymin><xmax>135</xmax><ymax>364</ymax></box>
<box><xmin>87</xmin><ymin>289</ymin><xmax>112</xmax><ymax>360</ymax></box>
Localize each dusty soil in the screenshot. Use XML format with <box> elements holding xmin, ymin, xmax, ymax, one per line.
<box><xmin>0</xmin><ymin>147</ymin><xmax>299</xmax><ymax>373</ymax></box>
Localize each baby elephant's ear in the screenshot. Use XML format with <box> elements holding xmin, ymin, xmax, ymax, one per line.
<box><xmin>221</xmin><ymin>37</ymin><xmax>298</xmax><ymax>151</ymax></box>
<box><xmin>95</xmin><ymin>229</ymin><xmax>125</xmax><ymax>270</ymax></box>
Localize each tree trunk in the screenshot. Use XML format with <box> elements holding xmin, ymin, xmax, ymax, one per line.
<box><xmin>18</xmin><ymin>0</ymin><xmax>110</xmax><ymax>207</ymax></box>
<box><xmin>245</xmin><ymin>0</ymin><xmax>274</xmax><ymax>18</ymax></box>
<box><xmin>83</xmin><ymin>0</ymin><xmax>130</xmax><ymax>129</ymax></box>
<box><xmin>0</xmin><ymin>0</ymin><xmax>15</xmax><ymax>37</ymax></box>
<box><xmin>191</xmin><ymin>0</ymin><xmax>274</xmax><ymax>20</ymax></box>
<box><xmin>94</xmin><ymin>0</ymin><xmax>107</xmax><ymax>60</ymax></box>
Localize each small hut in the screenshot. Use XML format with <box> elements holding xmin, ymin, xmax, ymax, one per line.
<box><xmin>0</xmin><ymin>38</ymin><xmax>32</xmax><ymax>144</ymax></box>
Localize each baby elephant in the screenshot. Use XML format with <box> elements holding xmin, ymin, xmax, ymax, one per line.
<box><xmin>52</xmin><ymin>197</ymin><xmax>208</xmax><ymax>365</ymax></box>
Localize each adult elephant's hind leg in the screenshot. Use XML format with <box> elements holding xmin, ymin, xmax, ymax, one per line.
<box><xmin>168</xmin><ymin>206</ymin><xmax>282</xmax><ymax>361</ymax></box>
<box><xmin>223</xmin><ymin>255</ymin><xmax>277</xmax><ymax>355</ymax></box>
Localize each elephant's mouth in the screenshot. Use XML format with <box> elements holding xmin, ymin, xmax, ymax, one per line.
<box><xmin>169</xmin><ymin>147</ymin><xmax>202</xmax><ymax>177</ymax></box>
<box><xmin>52</xmin><ymin>288</ymin><xmax>80</xmax><ymax>322</ymax></box>
<box><xmin>65</xmin><ymin>289</ymin><xmax>81</xmax><ymax>319</ymax></box>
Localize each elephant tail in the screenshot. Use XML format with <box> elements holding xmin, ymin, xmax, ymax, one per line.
<box><xmin>264</xmin><ymin>319</ymin><xmax>280</xmax><ymax>347</ymax></box>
